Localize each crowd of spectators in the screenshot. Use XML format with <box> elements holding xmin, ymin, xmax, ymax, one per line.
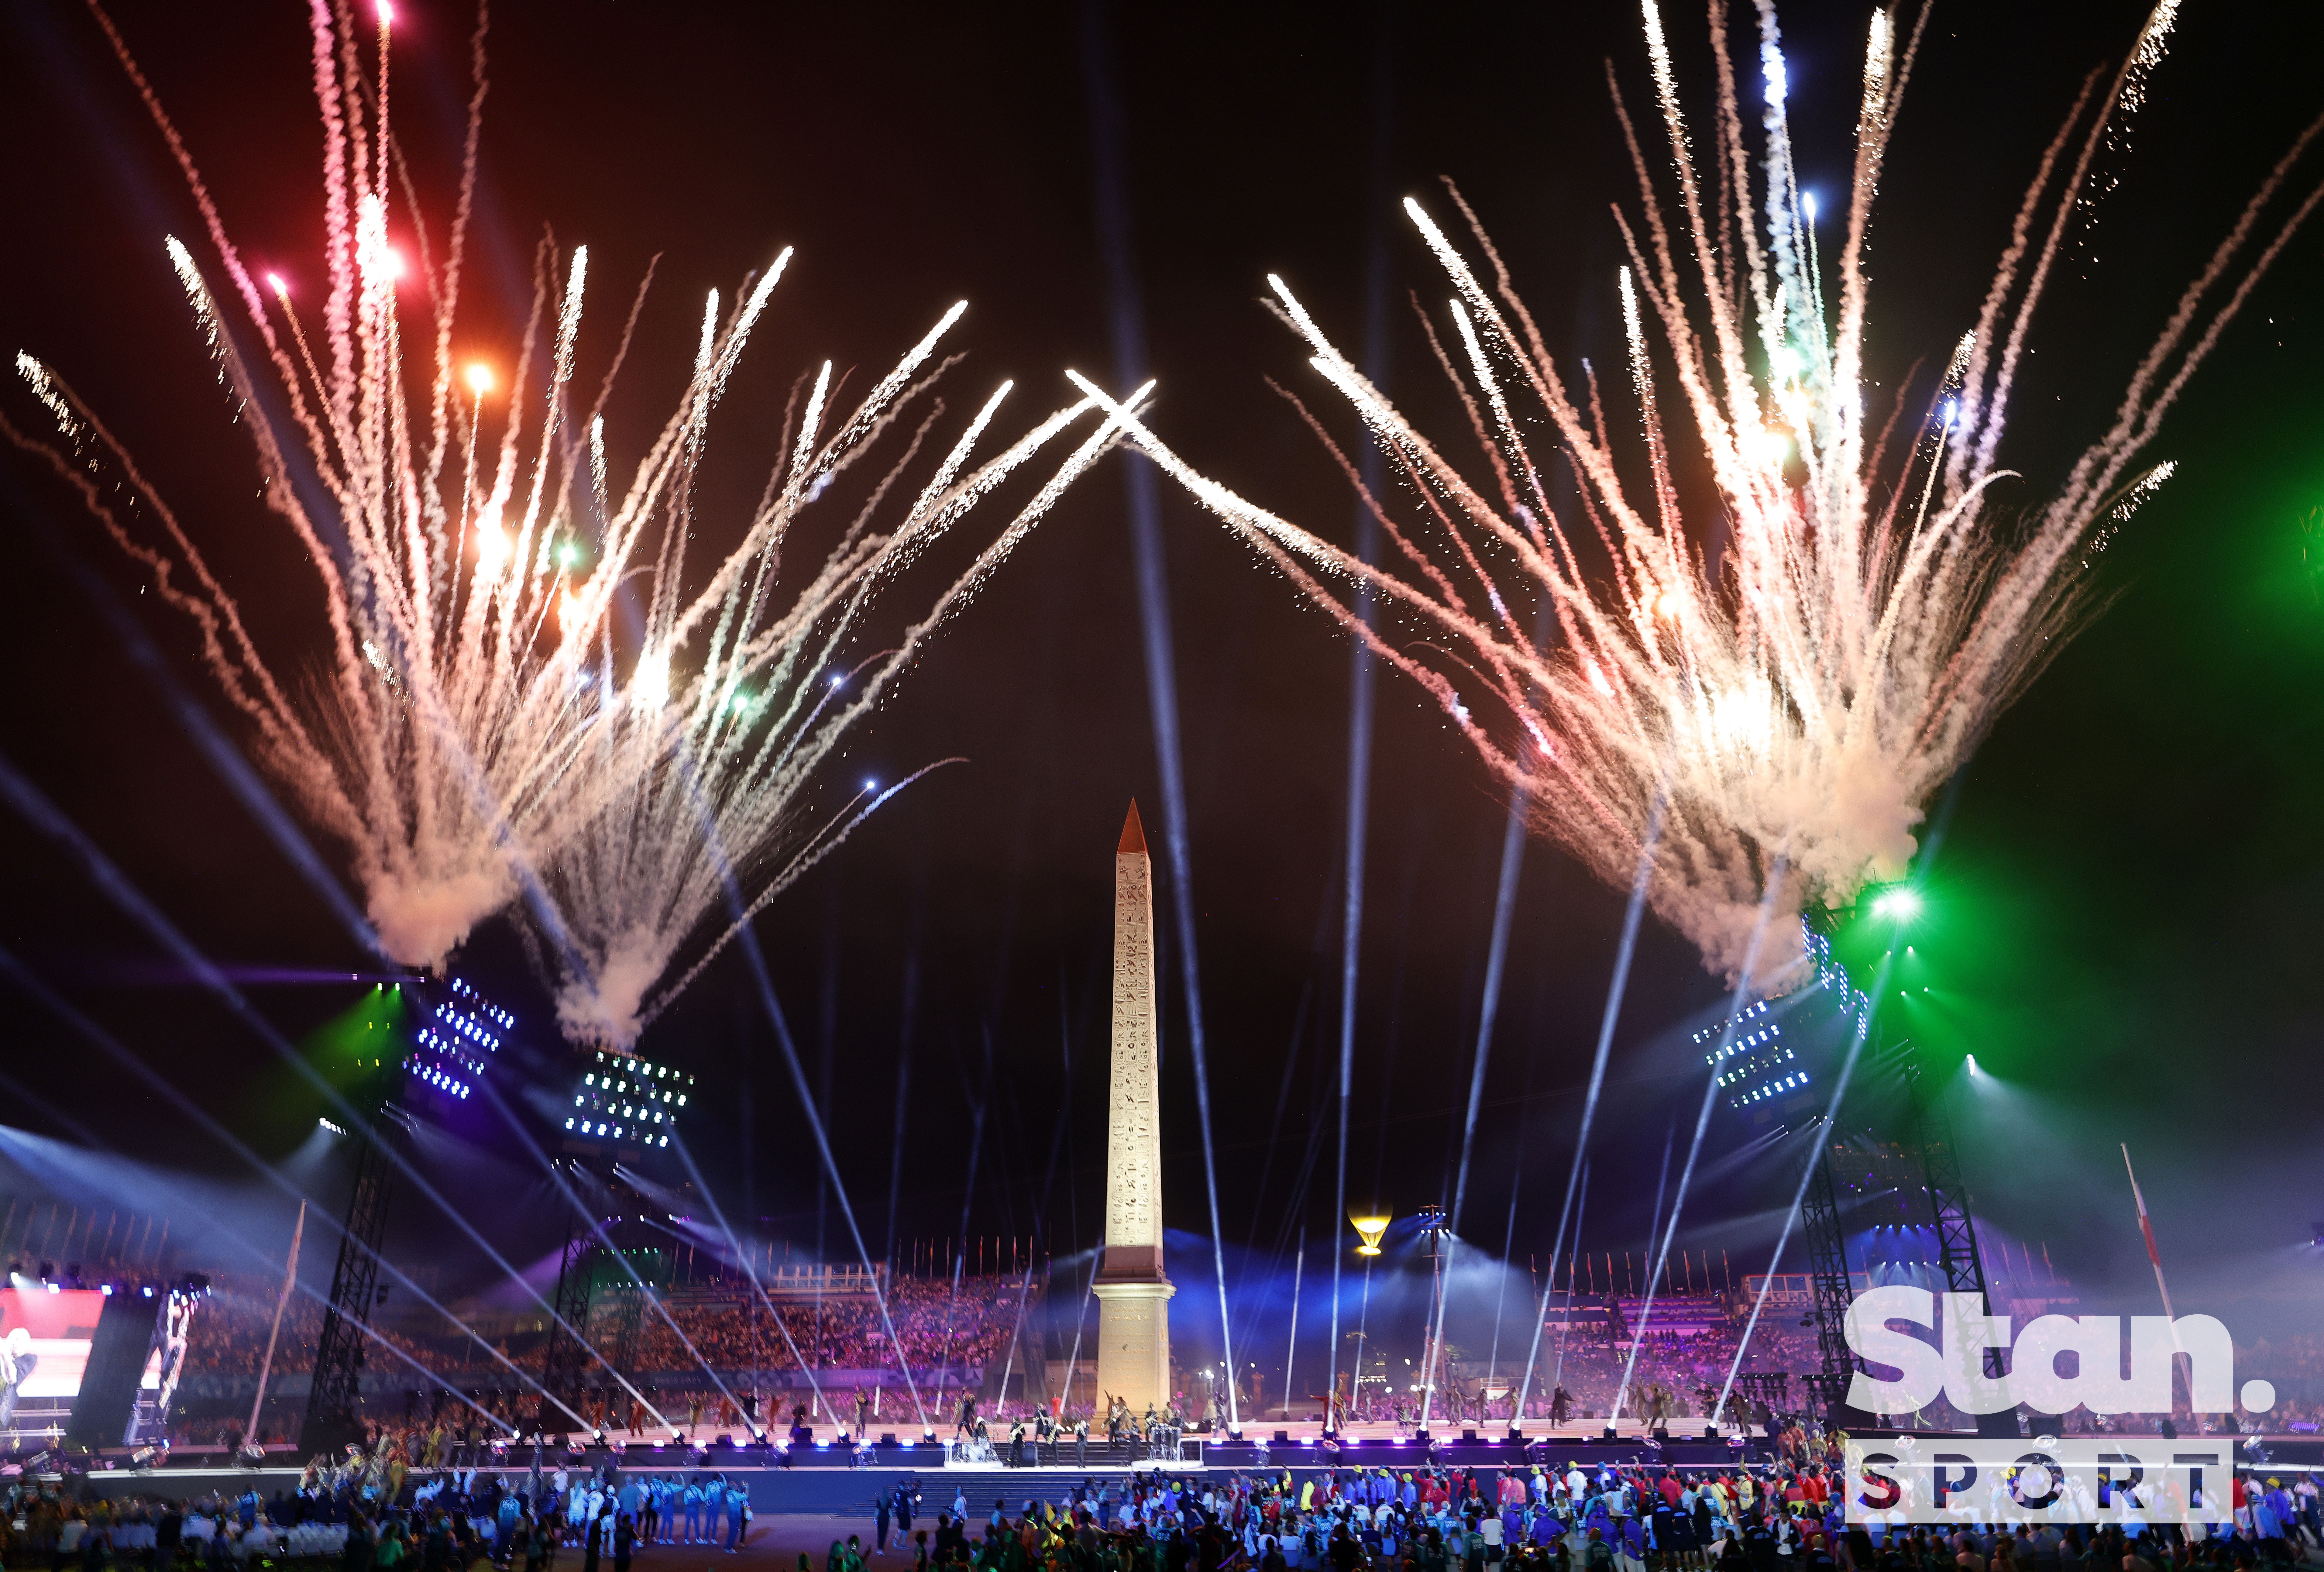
<box><xmin>624</xmin><ymin>1275</ymin><xmax>1035</xmax><ymax>1376</ymax></box>
<box><xmin>67</xmin><ymin>1257</ymin><xmax>2324</xmax><ymax>1445</ymax></box>
<box><xmin>161</xmin><ymin>1270</ymin><xmax>1033</xmax><ymax>1387</ymax></box>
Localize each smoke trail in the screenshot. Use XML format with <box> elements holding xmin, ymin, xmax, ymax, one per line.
<box><xmin>1081</xmin><ymin>0</ymin><xmax>1239</xmax><ymax>1427</ymax></box>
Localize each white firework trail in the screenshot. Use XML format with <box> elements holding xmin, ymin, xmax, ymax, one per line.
<box><xmin>539</xmin><ymin>372</ymin><xmax>1146</xmax><ymax>1050</ymax></box>
<box><xmin>8</xmin><ymin>2</ymin><xmax>1129</xmax><ymax>1043</ymax></box>
<box><xmin>1069</xmin><ymin>0</ymin><xmax>2323</xmax><ymax>992</ymax></box>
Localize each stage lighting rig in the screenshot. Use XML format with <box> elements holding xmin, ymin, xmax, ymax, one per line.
<box><xmin>1696</xmin><ymin>1002</ymin><xmax>1805</xmax><ymax>1111</ymax></box>
<box><xmin>1703</xmin><ymin>926</ymin><xmax>1882</xmax><ymax>1122</ymax></box>
<box><xmin>1868</xmin><ymin>886</ymin><xmax>1922</xmax><ymax>924</ymax></box>
<box><xmin>1719</xmin><ymin>904</ymin><xmax>2009</xmax><ymax>1438</ymax></box>
<box><xmin>562</xmin><ymin>1049</ymin><xmax>692</xmax><ymax>1153</ymax></box>
<box><xmin>401</xmin><ymin>975</ymin><xmax>511</xmax><ymax>1106</ymax></box>
<box><xmin>306</xmin><ymin>975</ymin><xmax>506</xmax><ymax>1458</ymax></box>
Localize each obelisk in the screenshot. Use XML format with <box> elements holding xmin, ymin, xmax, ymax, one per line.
<box><xmin>1093</xmin><ymin>801</ymin><xmax>1173</xmax><ymax>1414</ymax></box>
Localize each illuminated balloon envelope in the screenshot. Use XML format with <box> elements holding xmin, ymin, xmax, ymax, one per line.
<box><xmin>1349</xmin><ymin>1213</ymin><xmax>1393</xmax><ymax>1257</ymax></box>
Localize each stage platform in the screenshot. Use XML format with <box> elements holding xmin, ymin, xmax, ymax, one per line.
<box><xmin>26</xmin><ymin>1430</ymin><xmax>2321</xmax><ymax>1513</ymax></box>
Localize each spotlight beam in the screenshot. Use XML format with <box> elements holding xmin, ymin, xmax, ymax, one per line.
<box><xmin>1713</xmin><ymin>951</ymin><xmax>1898</xmax><ymax>1423</ymax></box>
<box><xmin>18</xmin><ymin>495</ymin><xmax>380</xmax><ymax>958</ymax></box>
<box><xmin>1328</xmin><ymin>74</ymin><xmax>1396</xmax><ymax>1418</ymax></box>
<box><xmin>1483</xmin><ymin>1137</ymin><xmax>1528</xmax><ymax>1407</ymax></box>
<box><xmin>0</xmin><ymin>957</ymin><xmax>579</xmax><ymax>1434</ymax></box>
<box><xmin>1610</xmin><ymin>867</ymin><xmax>1786</xmax><ymax>1425</ymax></box>
<box><xmin>613</xmin><ymin>1185</ymin><xmax>830</xmax><ymax>1432</ymax></box>
<box><xmin>473</xmin><ymin>1078</ymin><xmax>700</xmax><ymax>1433</ymax></box>
<box><xmin>882</xmin><ymin>956</ymin><xmax>919</xmax><ymax>1276</ymax></box>
<box><xmin>1548</xmin><ymin>1159</ymin><xmax>1590</xmax><ymax>1395</ymax></box>
<box><xmin>1512</xmin><ymin>799</ymin><xmax>1665</xmax><ymax>1419</ymax></box>
<box><xmin>1052</xmin><ymin>982</ymin><xmax>1095</xmax><ymax>1418</ymax></box>
<box><xmin>1082</xmin><ymin>7</ymin><xmax>1238</xmax><ymax>1427</ymax></box>
<box><xmin>927</xmin><ymin>1029</ymin><xmax>993</xmax><ymax>1410</ymax></box>
<box><xmin>1239</xmin><ymin>892</ymin><xmax>1329</xmax><ymax>1355</ymax></box>
<box><xmin>712</xmin><ymin>901</ymin><xmax>932</xmax><ymax>1431</ymax></box>
<box><xmin>0</xmin><ymin>750</ymin><xmax>636</xmax><ymax>1418</ymax></box>
<box><xmin>1418</xmin><ymin>780</ymin><xmax>1527</xmax><ymax>1433</ymax></box>
<box><xmin>989</xmin><ymin>1006</ymin><xmax>1083</xmax><ymax>1420</ymax></box>
<box><xmin>1234</xmin><ymin>1033</ymin><xmax>1334</xmax><ymax>1366</ymax></box>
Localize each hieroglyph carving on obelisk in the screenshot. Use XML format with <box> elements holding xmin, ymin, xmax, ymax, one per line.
<box><xmin>1093</xmin><ymin>800</ymin><xmax>1173</xmax><ymax>1415</ymax></box>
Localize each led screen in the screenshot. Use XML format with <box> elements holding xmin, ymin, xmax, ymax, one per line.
<box><xmin>1</xmin><ymin>1286</ymin><xmax>105</xmax><ymax>1436</ymax></box>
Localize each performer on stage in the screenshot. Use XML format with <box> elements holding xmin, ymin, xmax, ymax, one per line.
<box><xmin>0</xmin><ymin>1327</ymin><xmax>37</xmax><ymax>1431</ymax></box>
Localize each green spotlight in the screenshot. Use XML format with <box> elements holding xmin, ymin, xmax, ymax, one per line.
<box><xmin>1870</xmin><ymin>887</ymin><xmax>1922</xmax><ymax>923</ymax></box>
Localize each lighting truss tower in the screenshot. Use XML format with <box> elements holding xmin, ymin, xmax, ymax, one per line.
<box><xmin>1415</xmin><ymin>1204</ymin><xmax>1449</xmax><ymax>1430</ymax></box>
<box><xmin>535</xmin><ymin>1044</ymin><xmax>695</xmax><ymax>1436</ymax></box>
<box><xmin>538</xmin><ymin>1199</ymin><xmax>602</xmax><ymax>1434</ymax></box>
<box><xmin>1797</xmin><ymin>1127</ymin><xmax>1866</xmax><ymax>1420</ymax></box>
<box><xmin>303</xmin><ymin>1083</ymin><xmax>408</xmax><ymax>1457</ymax></box>
<box><xmin>537</xmin><ymin>1163</ymin><xmax>671</xmax><ymax>1436</ymax></box>
<box><xmin>305</xmin><ymin>975</ymin><xmax>514</xmax><ymax>1453</ymax></box>
<box><xmin>1904</xmin><ymin>1056</ymin><xmax>2017</xmax><ymax>1437</ymax></box>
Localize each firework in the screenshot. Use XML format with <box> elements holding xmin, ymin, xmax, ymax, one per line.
<box><xmin>10</xmin><ymin>3</ymin><xmax>1128</xmax><ymax>1037</ymax></box>
<box><xmin>1072</xmin><ymin>0</ymin><xmax>2321</xmax><ymax>990</ymax></box>
<box><xmin>532</xmin><ymin>359</ymin><xmax>1139</xmax><ymax>1049</ymax></box>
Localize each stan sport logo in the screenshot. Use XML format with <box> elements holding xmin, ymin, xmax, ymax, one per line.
<box><xmin>1836</xmin><ymin>1287</ymin><xmax>2275</xmax><ymax>1526</ymax></box>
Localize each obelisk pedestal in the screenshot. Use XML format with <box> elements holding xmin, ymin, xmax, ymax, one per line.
<box><xmin>1093</xmin><ymin>802</ymin><xmax>1174</xmax><ymax>1415</ymax></box>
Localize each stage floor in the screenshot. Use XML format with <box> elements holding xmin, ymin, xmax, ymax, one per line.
<box><xmin>53</xmin><ymin>1426</ymin><xmax>2324</xmax><ymax>1515</ymax></box>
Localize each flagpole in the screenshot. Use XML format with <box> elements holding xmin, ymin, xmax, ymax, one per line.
<box><xmin>2120</xmin><ymin>1145</ymin><xmax>2177</xmax><ymax>1320</ymax></box>
<box><xmin>2121</xmin><ymin>1143</ymin><xmax>2192</xmax><ymax>1426</ymax></box>
<box><xmin>248</xmin><ymin>1201</ymin><xmax>305</xmax><ymax>1445</ymax></box>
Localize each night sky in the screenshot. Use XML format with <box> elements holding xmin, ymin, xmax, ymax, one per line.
<box><xmin>0</xmin><ymin>0</ymin><xmax>2319</xmax><ymax>1357</ymax></box>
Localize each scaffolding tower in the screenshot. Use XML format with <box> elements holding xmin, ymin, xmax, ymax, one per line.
<box><xmin>1906</xmin><ymin>1055</ymin><xmax>2019</xmax><ymax>1438</ymax></box>
<box><xmin>536</xmin><ymin>1164</ymin><xmax>670</xmax><ymax>1436</ymax></box>
<box><xmin>303</xmin><ymin>1086</ymin><xmax>408</xmax><ymax>1456</ymax></box>
<box><xmin>1798</xmin><ymin>1128</ymin><xmax>1865</xmax><ymax>1419</ymax></box>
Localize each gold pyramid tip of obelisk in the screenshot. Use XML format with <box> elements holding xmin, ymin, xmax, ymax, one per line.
<box><xmin>1118</xmin><ymin>799</ymin><xmax>1146</xmax><ymax>854</ymax></box>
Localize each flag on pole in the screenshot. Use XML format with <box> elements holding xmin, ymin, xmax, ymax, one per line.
<box><xmin>2121</xmin><ymin>1144</ymin><xmax>2177</xmax><ymax>1321</ymax></box>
